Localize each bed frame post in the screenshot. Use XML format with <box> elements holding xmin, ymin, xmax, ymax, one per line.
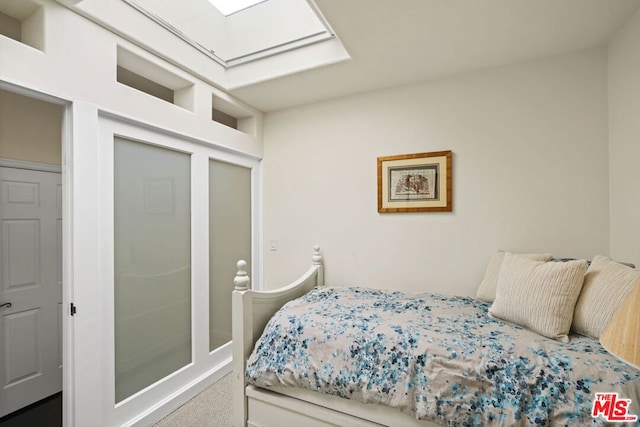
<box><xmin>232</xmin><ymin>260</ymin><xmax>251</xmax><ymax>427</ymax></box>
<box><xmin>312</xmin><ymin>245</ymin><xmax>324</xmax><ymax>285</ymax></box>
<box><xmin>232</xmin><ymin>247</ymin><xmax>324</xmax><ymax>427</ymax></box>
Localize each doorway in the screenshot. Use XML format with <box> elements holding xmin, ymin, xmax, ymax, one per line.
<box><xmin>0</xmin><ymin>88</ymin><xmax>64</xmax><ymax>423</ymax></box>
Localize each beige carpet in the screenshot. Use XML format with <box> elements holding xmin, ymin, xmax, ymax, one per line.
<box><xmin>154</xmin><ymin>373</ymin><xmax>232</xmax><ymax>427</ymax></box>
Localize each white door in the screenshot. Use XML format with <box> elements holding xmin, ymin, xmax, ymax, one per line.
<box><xmin>0</xmin><ymin>167</ymin><xmax>63</xmax><ymax>417</ymax></box>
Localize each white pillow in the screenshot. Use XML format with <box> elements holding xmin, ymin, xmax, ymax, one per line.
<box><xmin>489</xmin><ymin>253</ymin><xmax>587</xmax><ymax>342</ymax></box>
<box><xmin>572</xmin><ymin>255</ymin><xmax>640</xmax><ymax>339</ymax></box>
<box><xmin>476</xmin><ymin>250</ymin><xmax>552</xmax><ymax>302</ymax></box>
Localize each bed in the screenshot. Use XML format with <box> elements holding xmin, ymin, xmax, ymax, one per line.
<box><xmin>231</xmin><ymin>247</ymin><xmax>640</xmax><ymax>426</ymax></box>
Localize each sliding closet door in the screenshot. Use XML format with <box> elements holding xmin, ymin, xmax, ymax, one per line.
<box><xmin>78</xmin><ymin>113</ymin><xmax>260</xmax><ymax>427</ymax></box>
<box><xmin>209</xmin><ymin>160</ymin><xmax>251</xmax><ymax>351</ymax></box>
<box><xmin>113</xmin><ymin>138</ymin><xmax>192</xmax><ymax>402</ymax></box>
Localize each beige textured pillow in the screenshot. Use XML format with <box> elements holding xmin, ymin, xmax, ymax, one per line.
<box><xmin>489</xmin><ymin>253</ymin><xmax>587</xmax><ymax>342</ymax></box>
<box><xmin>572</xmin><ymin>255</ymin><xmax>640</xmax><ymax>339</ymax></box>
<box><xmin>476</xmin><ymin>251</ymin><xmax>552</xmax><ymax>302</ymax></box>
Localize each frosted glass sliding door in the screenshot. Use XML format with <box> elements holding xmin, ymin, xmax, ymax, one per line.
<box><xmin>113</xmin><ymin>138</ymin><xmax>191</xmax><ymax>403</ymax></box>
<box><xmin>209</xmin><ymin>160</ymin><xmax>251</xmax><ymax>351</ymax></box>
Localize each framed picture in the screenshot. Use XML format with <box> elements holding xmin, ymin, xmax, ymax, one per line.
<box><xmin>377</xmin><ymin>150</ymin><xmax>452</xmax><ymax>213</ymax></box>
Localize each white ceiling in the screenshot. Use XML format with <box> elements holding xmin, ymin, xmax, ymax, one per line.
<box><xmin>229</xmin><ymin>0</ymin><xmax>640</xmax><ymax>112</ymax></box>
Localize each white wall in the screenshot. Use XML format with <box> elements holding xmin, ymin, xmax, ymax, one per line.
<box><xmin>263</xmin><ymin>48</ymin><xmax>610</xmax><ymax>296</ymax></box>
<box><xmin>608</xmin><ymin>9</ymin><xmax>640</xmax><ymax>267</ymax></box>
<box><xmin>0</xmin><ymin>0</ymin><xmax>262</xmax><ymax>157</ymax></box>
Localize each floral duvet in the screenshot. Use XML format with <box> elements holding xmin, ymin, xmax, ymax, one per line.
<box><xmin>245</xmin><ymin>287</ymin><xmax>640</xmax><ymax>426</ymax></box>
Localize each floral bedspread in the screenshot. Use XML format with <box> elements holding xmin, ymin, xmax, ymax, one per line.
<box><xmin>245</xmin><ymin>287</ymin><xmax>640</xmax><ymax>426</ymax></box>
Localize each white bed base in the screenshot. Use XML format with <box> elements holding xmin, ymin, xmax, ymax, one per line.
<box><xmin>232</xmin><ymin>247</ymin><xmax>439</xmax><ymax>427</ymax></box>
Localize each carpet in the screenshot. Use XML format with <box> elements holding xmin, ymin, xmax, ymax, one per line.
<box><xmin>154</xmin><ymin>373</ymin><xmax>233</xmax><ymax>427</ymax></box>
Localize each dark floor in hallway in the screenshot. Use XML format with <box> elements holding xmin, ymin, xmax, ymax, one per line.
<box><xmin>0</xmin><ymin>393</ymin><xmax>62</xmax><ymax>427</ymax></box>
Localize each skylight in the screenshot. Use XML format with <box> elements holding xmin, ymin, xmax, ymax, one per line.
<box><xmin>125</xmin><ymin>0</ymin><xmax>337</xmax><ymax>67</ymax></box>
<box><xmin>208</xmin><ymin>0</ymin><xmax>267</xmax><ymax>17</ymax></box>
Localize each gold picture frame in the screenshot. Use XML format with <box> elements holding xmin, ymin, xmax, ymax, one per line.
<box><xmin>377</xmin><ymin>150</ymin><xmax>452</xmax><ymax>213</ymax></box>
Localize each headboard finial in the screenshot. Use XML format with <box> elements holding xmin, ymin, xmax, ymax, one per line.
<box><xmin>234</xmin><ymin>260</ymin><xmax>251</xmax><ymax>291</ymax></box>
<box><xmin>312</xmin><ymin>245</ymin><xmax>323</xmax><ymax>265</ymax></box>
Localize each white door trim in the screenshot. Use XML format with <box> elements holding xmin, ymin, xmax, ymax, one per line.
<box><xmin>66</xmin><ymin>102</ymin><xmax>102</xmax><ymax>427</ymax></box>
<box><xmin>0</xmin><ymin>159</ymin><xmax>62</xmax><ymax>173</ymax></box>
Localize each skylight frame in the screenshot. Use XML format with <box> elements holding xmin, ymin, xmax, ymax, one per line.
<box><xmin>208</xmin><ymin>0</ymin><xmax>267</xmax><ymax>17</ymax></box>
<box><xmin>123</xmin><ymin>0</ymin><xmax>227</xmax><ymax>66</ymax></box>
<box><xmin>226</xmin><ymin>30</ymin><xmax>331</xmax><ymax>66</ymax></box>
<box><xmin>121</xmin><ymin>0</ymin><xmax>337</xmax><ymax>69</ymax></box>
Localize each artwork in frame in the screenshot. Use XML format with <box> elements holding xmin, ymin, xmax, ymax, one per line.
<box><xmin>377</xmin><ymin>150</ymin><xmax>452</xmax><ymax>213</ymax></box>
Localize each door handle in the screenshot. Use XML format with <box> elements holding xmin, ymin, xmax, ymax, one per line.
<box><xmin>0</xmin><ymin>302</ymin><xmax>11</xmax><ymax>309</ymax></box>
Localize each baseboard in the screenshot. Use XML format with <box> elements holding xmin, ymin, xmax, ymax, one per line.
<box><xmin>123</xmin><ymin>357</ymin><xmax>232</xmax><ymax>427</ymax></box>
